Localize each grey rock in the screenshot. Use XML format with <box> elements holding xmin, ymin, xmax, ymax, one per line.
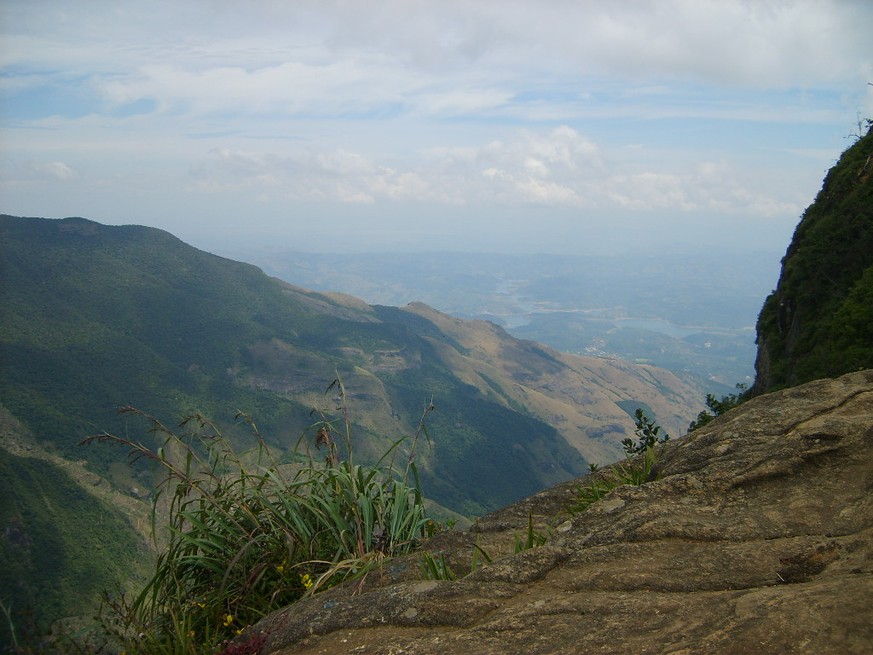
<box><xmin>255</xmin><ymin>370</ymin><xmax>873</xmax><ymax>654</ymax></box>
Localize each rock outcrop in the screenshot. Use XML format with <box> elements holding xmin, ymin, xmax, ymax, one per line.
<box><xmin>753</xmin><ymin>126</ymin><xmax>873</xmax><ymax>394</ymax></box>
<box><xmin>253</xmin><ymin>370</ymin><xmax>873</xmax><ymax>654</ymax></box>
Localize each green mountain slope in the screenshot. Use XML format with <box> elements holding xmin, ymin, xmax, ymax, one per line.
<box><xmin>0</xmin><ymin>215</ymin><xmax>586</xmax><ymax>513</ymax></box>
<box><xmin>753</xmin><ymin>126</ymin><xmax>873</xmax><ymax>394</ymax></box>
<box><xmin>0</xmin><ymin>214</ymin><xmax>702</xmax><ymax>511</ymax></box>
<box><xmin>0</xmin><ymin>446</ymin><xmax>151</xmax><ymax>635</ymax></box>
<box><xmin>0</xmin><ymin>214</ymin><xmax>703</xmax><ymax>634</ymax></box>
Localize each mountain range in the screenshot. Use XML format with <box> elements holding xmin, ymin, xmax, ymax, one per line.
<box><xmin>236</xmin><ymin>123</ymin><xmax>873</xmax><ymax>653</ymax></box>
<box><xmin>221</xmin><ymin>248</ymin><xmax>775</xmax><ymax>391</ymax></box>
<box><xmin>0</xmin><ymin>213</ymin><xmax>703</xmax><ymax>635</ymax></box>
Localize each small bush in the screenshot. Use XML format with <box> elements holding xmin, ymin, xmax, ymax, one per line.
<box><xmin>687</xmin><ymin>384</ymin><xmax>748</xmax><ymax>432</ymax></box>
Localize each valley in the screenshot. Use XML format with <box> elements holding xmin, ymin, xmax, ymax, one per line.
<box><xmin>0</xmin><ymin>214</ymin><xmax>712</xmax><ymax>634</ymax></box>
<box><xmin>223</xmin><ymin>249</ymin><xmax>780</xmax><ymax>393</ymax></box>
<box><xmin>0</xmin><ymin>215</ymin><xmax>706</xmax><ymax>519</ymax></box>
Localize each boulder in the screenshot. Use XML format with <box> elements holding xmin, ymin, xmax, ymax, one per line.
<box><xmin>254</xmin><ymin>370</ymin><xmax>873</xmax><ymax>654</ymax></box>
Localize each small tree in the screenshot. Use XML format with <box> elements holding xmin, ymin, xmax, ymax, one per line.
<box><xmin>621</xmin><ymin>408</ymin><xmax>669</xmax><ymax>456</ymax></box>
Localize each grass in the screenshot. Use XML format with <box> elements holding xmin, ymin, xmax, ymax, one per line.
<box><xmin>514</xmin><ymin>513</ymin><xmax>548</xmax><ymax>553</ymax></box>
<box><xmin>419</xmin><ymin>512</ymin><xmax>547</xmax><ymax>583</ymax></box>
<box><xmin>419</xmin><ymin>552</ymin><xmax>456</xmax><ymax>581</ymax></box>
<box><xmin>79</xmin><ymin>379</ymin><xmax>435</xmax><ymax>654</ymax></box>
<box><xmin>568</xmin><ymin>407</ymin><xmax>665</xmax><ymax>514</ymax></box>
<box><xmin>568</xmin><ymin>446</ymin><xmax>659</xmax><ymax>515</ymax></box>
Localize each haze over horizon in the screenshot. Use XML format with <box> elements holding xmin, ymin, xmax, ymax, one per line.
<box><xmin>2</xmin><ymin>1</ymin><xmax>871</xmax><ymax>255</ymax></box>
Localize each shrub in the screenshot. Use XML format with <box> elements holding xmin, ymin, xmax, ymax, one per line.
<box><xmin>687</xmin><ymin>383</ymin><xmax>748</xmax><ymax>432</ymax></box>
<box><xmin>569</xmin><ymin>445</ymin><xmax>660</xmax><ymax>515</ymax></box>
<box><xmin>570</xmin><ymin>408</ymin><xmax>665</xmax><ymax>516</ymax></box>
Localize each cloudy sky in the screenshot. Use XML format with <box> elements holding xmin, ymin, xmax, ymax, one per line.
<box><xmin>2</xmin><ymin>0</ymin><xmax>871</xmax><ymax>255</ymax></box>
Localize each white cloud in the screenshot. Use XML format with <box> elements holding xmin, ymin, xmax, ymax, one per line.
<box><xmin>184</xmin><ymin>125</ymin><xmax>802</xmax><ymax>219</ymax></box>
<box><xmin>602</xmin><ymin>159</ymin><xmax>805</xmax><ymax>217</ymax></box>
<box><xmin>467</xmin><ymin>127</ymin><xmax>603</xmax><ymax>206</ymax></box>
<box><xmin>42</xmin><ymin>161</ymin><xmax>77</xmax><ymax>180</ymax></box>
<box><xmin>190</xmin><ymin>146</ymin><xmax>435</xmax><ymax>206</ymax></box>
<box><xmin>6</xmin><ymin>1</ymin><xmax>870</xmax><ymax>122</ymax></box>
<box><xmin>1</xmin><ymin>160</ymin><xmax>78</xmax><ymax>185</ymax></box>
<box><xmin>1</xmin><ymin>0</ymin><xmax>867</xmax><ymax>253</ymax></box>
<box><xmin>541</xmin><ymin>1</ymin><xmax>861</xmax><ymax>86</ymax></box>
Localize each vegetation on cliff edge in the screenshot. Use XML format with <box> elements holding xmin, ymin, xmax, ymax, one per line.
<box><xmin>754</xmin><ymin>124</ymin><xmax>873</xmax><ymax>393</ymax></box>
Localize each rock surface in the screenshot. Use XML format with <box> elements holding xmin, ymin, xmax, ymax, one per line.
<box><xmin>254</xmin><ymin>371</ymin><xmax>873</xmax><ymax>654</ymax></box>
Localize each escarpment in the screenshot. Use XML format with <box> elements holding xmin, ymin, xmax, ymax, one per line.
<box><xmin>753</xmin><ymin>126</ymin><xmax>873</xmax><ymax>395</ymax></box>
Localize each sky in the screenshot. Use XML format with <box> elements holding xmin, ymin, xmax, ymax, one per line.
<box><xmin>1</xmin><ymin>0</ymin><xmax>872</xmax><ymax>255</ymax></box>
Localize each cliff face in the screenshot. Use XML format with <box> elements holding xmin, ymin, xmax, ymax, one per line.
<box><xmin>753</xmin><ymin>127</ymin><xmax>873</xmax><ymax>395</ymax></box>
<box><xmin>253</xmin><ymin>370</ymin><xmax>873</xmax><ymax>654</ymax></box>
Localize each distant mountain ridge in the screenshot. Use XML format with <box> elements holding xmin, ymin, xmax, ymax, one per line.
<box><xmin>0</xmin><ymin>214</ymin><xmax>702</xmax><ymax>513</ymax></box>
<box><xmin>226</xmin><ymin>248</ymin><xmax>775</xmax><ymax>389</ymax></box>
<box><xmin>242</xmin><ymin>128</ymin><xmax>873</xmax><ymax>654</ymax></box>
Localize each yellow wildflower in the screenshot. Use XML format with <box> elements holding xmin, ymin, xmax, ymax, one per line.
<box><xmin>300</xmin><ymin>573</ymin><xmax>314</xmax><ymax>590</ymax></box>
<box><xmin>223</xmin><ymin>614</ymin><xmax>234</xmax><ymax>627</ymax></box>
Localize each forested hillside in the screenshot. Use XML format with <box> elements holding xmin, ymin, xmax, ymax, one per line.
<box><xmin>754</xmin><ymin>126</ymin><xmax>873</xmax><ymax>393</ymax></box>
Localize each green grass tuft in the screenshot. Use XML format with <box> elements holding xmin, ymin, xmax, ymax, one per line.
<box><xmin>568</xmin><ymin>446</ymin><xmax>660</xmax><ymax>515</ymax></box>
<box><xmin>82</xmin><ymin>384</ymin><xmax>435</xmax><ymax>654</ymax></box>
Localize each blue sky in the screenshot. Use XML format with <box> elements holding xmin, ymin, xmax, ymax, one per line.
<box><xmin>1</xmin><ymin>0</ymin><xmax>871</xmax><ymax>255</ymax></box>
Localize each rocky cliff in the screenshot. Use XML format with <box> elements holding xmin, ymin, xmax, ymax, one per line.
<box><xmin>251</xmin><ymin>370</ymin><xmax>873</xmax><ymax>654</ymax></box>
<box><xmin>753</xmin><ymin>126</ymin><xmax>873</xmax><ymax>394</ymax></box>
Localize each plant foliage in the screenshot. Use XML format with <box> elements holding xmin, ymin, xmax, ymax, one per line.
<box><xmin>513</xmin><ymin>513</ymin><xmax>549</xmax><ymax>553</ymax></box>
<box><xmin>687</xmin><ymin>383</ymin><xmax>748</xmax><ymax>432</ymax></box>
<box><xmin>568</xmin><ymin>445</ymin><xmax>659</xmax><ymax>515</ymax></box>
<box><xmin>83</xmin><ymin>384</ymin><xmax>434</xmax><ymax>654</ymax></box>
<box><xmin>754</xmin><ymin>123</ymin><xmax>873</xmax><ymax>393</ymax></box>
<box><xmin>419</xmin><ymin>552</ymin><xmax>457</xmax><ymax>581</ymax></box>
<box><xmin>621</xmin><ymin>408</ymin><xmax>669</xmax><ymax>456</ymax></box>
